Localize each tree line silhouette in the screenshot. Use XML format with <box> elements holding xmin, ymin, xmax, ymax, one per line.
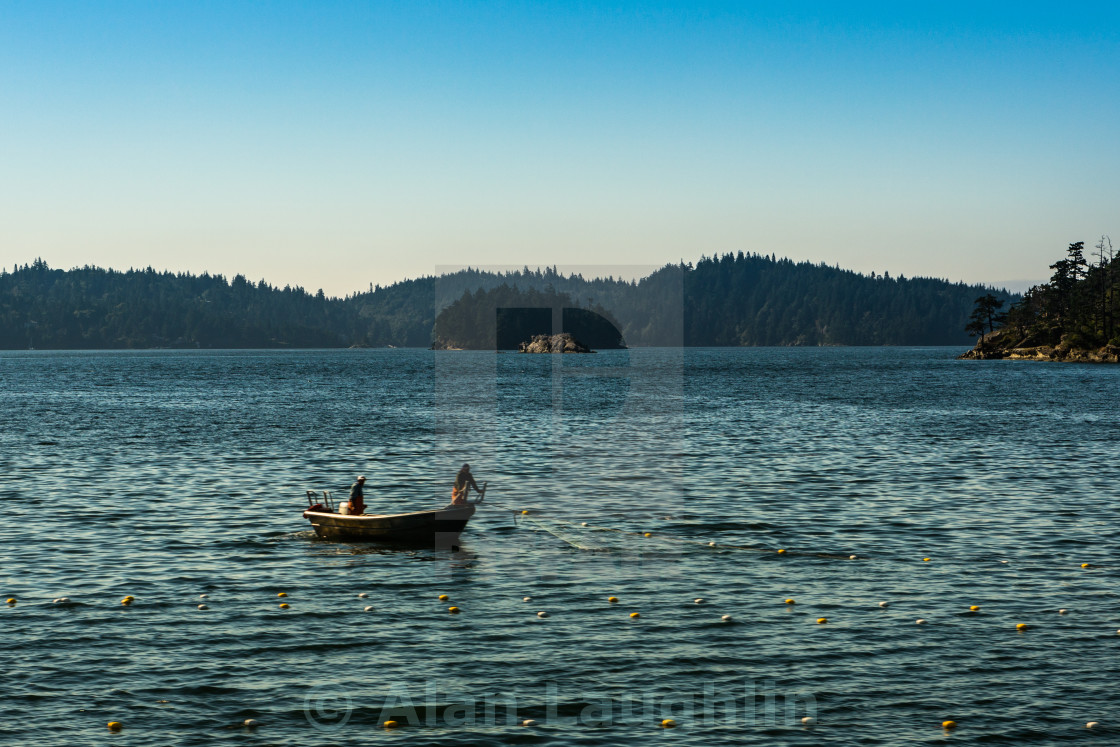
<box><xmin>967</xmin><ymin>238</ymin><xmax>1117</xmax><ymax>352</ymax></box>
<box><xmin>1</xmin><ymin>254</ymin><xmax>1007</xmax><ymax>349</ymax></box>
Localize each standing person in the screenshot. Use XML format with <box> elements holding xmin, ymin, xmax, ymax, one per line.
<box><xmin>348</xmin><ymin>475</ymin><xmax>366</xmax><ymax>515</ymax></box>
<box><xmin>451</xmin><ymin>464</ymin><xmax>481</xmax><ymax>505</ymax></box>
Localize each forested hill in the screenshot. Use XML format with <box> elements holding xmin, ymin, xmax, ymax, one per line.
<box><xmin>0</xmin><ymin>255</ymin><xmax>1008</xmax><ymax>349</ymax></box>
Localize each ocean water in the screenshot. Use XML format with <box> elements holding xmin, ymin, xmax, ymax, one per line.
<box><xmin>1</xmin><ymin>348</ymin><xmax>1118</xmax><ymax>746</ymax></box>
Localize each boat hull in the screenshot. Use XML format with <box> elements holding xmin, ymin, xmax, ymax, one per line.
<box><xmin>303</xmin><ymin>504</ymin><xmax>476</xmax><ymax>545</ymax></box>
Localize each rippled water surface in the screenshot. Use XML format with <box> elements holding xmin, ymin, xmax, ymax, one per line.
<box><xmin>2</xmin><ymin>348</ymin><xmax>1118</xmax><ymax>746</ymax></box>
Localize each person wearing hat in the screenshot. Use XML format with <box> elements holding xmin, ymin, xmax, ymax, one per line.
<box><xmin>451</xmin><ymin>464</ymin><xmax>481</xmax><ymax>506</ymax></box>
<box><xmin>348</xmin><ymin>475</ymin><xmax>367</xmax><ymax>515</ymax></box>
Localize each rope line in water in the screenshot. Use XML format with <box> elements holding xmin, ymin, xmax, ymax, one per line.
<box><xmin>487</xmin><ymin>503</ymin><xmax>1114</xmax><ymax>569</ymax></box>
<box><xmin>487</xmin><ymin>501</ymin><xmax>855</xmax><ymax>560</ymax></box>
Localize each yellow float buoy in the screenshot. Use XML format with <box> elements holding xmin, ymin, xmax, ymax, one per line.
<box><xmin>279</xmin><ymin>602</ymin><xmax>290</xmax><ymax>609</ymax></box>
<box><xmin>384</xmin><ymin>719</ymin><xmax>400</xmax><ymax>728</ymax></box>
<box><xmin>661</xmin><ymin>718</ymin><xmax>677</xmax><ymax>728</ymax></box>
<box><xmin>1081</xmin><ymin>563</ymin><xmax>1091</xmax><ymax>568</ymax></box>
<box><xmin>278</xmin><ymin>592</ymin><xmax>288</xmax><ymax>597</ymax></box>
<box><xmin>630</xmin><ymin>612</ymin><xmax>640</xmax><ymax>618</ymax></box>
<box><xmin>521</xmin><ymin>510</ymin><xmax>529</xmax><ymax>515</ymax></box>
<box><xmin>449</xmin><ymin>606</ymin><xmax>461</xmax><ymax>614</ymax></box>
<box><xmin>121</xmin><ymin>598</ymin><xmax>133</xmax><ymax>605</ymax></box>
<box><xmin>969</xmin><ymin>605</ymin><xmax>980</xmax><ymax>612</ymax></box>
<box><xmin>817</xmin><ymin>617</ymin><xmax>827</xmax><ymax>624</ymax></box>
<box><xmin>607</xmin><ymin>596</ymin><xmax>618</xmax><ymax>603</ymax></box>
<box><xmin>644</xmin><ymin>532</ymin><xmax>652</xmax><ymax>538</ymax></box>
<box><xmin>784</xmin><ymin>598</ymin><xmax>795</xmax><ymax>605</ymax></box>
<box><xmin>777</xmin><ymin>549</ymin><xmax>786</xmax><ymax>554</ymax></box>
<box><xmin>1016</xmin><ymin>623</ymin><xmax>1028</xmax><ymax>631</ymax></box>
<box><xmin>5</xmin><ymin>598</ymin><xmax>15</xmax><ymax>605</ymax></box>
<box><xmin>923</xmin><ymin>557</ymin><xmax>931</xmax><ymax>562</ymax></box>
<box><xmin>107</xmin><ymin>721</ymin><xmax>123</xmax><ymax>731</ymax></box>
<box><xmin>942</xmin><ymin>720</ymin><xmax>957</xmax><ymax>729</ymax></box>
<box><xmin>438</xmin><ymin>594</ymin><xmax>450</xmax><ymax>601</ymax></box>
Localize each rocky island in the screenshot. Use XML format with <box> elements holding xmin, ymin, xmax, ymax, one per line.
<box><xmin>518</xmin><ymin>333</ymin><xmax>593</xmax><ymax>353</ymax></box>
<box><xmin>430</xmin><ymin>285</ymin><xmax>627</xmax><ymax>350</ymax></box>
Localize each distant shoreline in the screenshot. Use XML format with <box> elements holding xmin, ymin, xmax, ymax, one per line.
<box><xmin>4</xmin><ymin>344</ymin><xmax>974</xmax><ymax>353</ymax></box>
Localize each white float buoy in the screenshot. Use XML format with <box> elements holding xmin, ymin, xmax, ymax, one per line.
<box><xmin>694</xmin><ymin>598</ymin><xmax>704</xmax><ymax>604</ymax></box>
<box><xmin>721</xmin><ymin>614</ymin><xmax>733</xmax><ymax>623</ymax></box>
<box><xmin>802</xmin><ymin>716</ymin><xmax>816</xmax><ymax>726</ymax></box>
<box><xmin>522</xmin><ymin>719</ymin><xmax>537</xmax><ymax>726</ymax></box>
<box><xmin>849</xmin><ymin>555</ymin><xmax>857</xmax><ymax>559</ymax></box>
<box><xmin>879</xmin><ymin>602</ymin><xmax>889</xmax><ymax>608</ymax></box>
<box><xmin>243</xmin><ymin>719</ymin><xmax>259</xmax><ymax>727</ymax></box>
<box><xmin>54</xmin><ymin>597</ymin><xmax>71</xmax><ymax>604</ymax></box>
<box><xmin>523</xmin><ymin>596</ymin><xmax>531</xmax><ymax>602</ymax></box>
<box><xmin>199</xmin><ymin>594</ymin><xmax>207</xmax><ymax>599</ymax></box>
<box><xmin>580</xmin><ymin>522</ymin><xmax>588</xmax><ymax>527</ymax></box>
<box><xmin>1086</xmin><ymin>721</ymin><xmax>1100</xmax><ymax>729</ymax></box>
<box><xmin>916</xmin><ymin>618</ymin><xmax>927</xmax><ymax>625</ymax></box>
<box><xmin>197</xmin><ymin>604</ymin><xmax>208</xmax><ymax>610</ymax></box>
<box><xmin>537</xmin><ymin>611</ymin><xmax>549</xmax><ymax>618</ymax></box>
<box><xmin>708</xmin><ymin>541</ymin><xmax>716</xmax><ymax>546</ymax></box>
<box><xmin>358</xmin><ymin>593</ymin><xmax>368</xmax><ymax>598</ymax></box>
<box><xmin>1058</xmin><ymin>609</ymin><xmax>1068</xmax><ymax>615</ymax></box>
<box><xmin>363</xmin><ymin>606</ymin><xmax>374</xmax><ymax>612</ymax></box>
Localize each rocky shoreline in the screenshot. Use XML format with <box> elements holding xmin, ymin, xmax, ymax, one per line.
<box><xmin>959</xmin><ymin>335</ymin><xmax>1120</xmax><ymax>363</ymax></box>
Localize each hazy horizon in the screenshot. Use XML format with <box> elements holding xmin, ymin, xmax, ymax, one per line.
<box><xmin>2</xmin><ymin>253</ymin><xmax>1030</xmax><ymax>301</ymax></box>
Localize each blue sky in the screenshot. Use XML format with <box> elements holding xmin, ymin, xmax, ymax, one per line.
<box><xmin>2</xmin><ymin>1</ymin><xmax>1118</xmax><ymax>295</ymax></box>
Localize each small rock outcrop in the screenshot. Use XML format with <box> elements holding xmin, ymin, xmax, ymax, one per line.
<box><xmin>518</xmin><ymin>333</ymin><xmax>594</xmax><ymax>354</ymax></box>
<box><xmin>958</xmin><ymin>328</ymin><xmax>1120</xmax><ymax>363</ymax></box>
